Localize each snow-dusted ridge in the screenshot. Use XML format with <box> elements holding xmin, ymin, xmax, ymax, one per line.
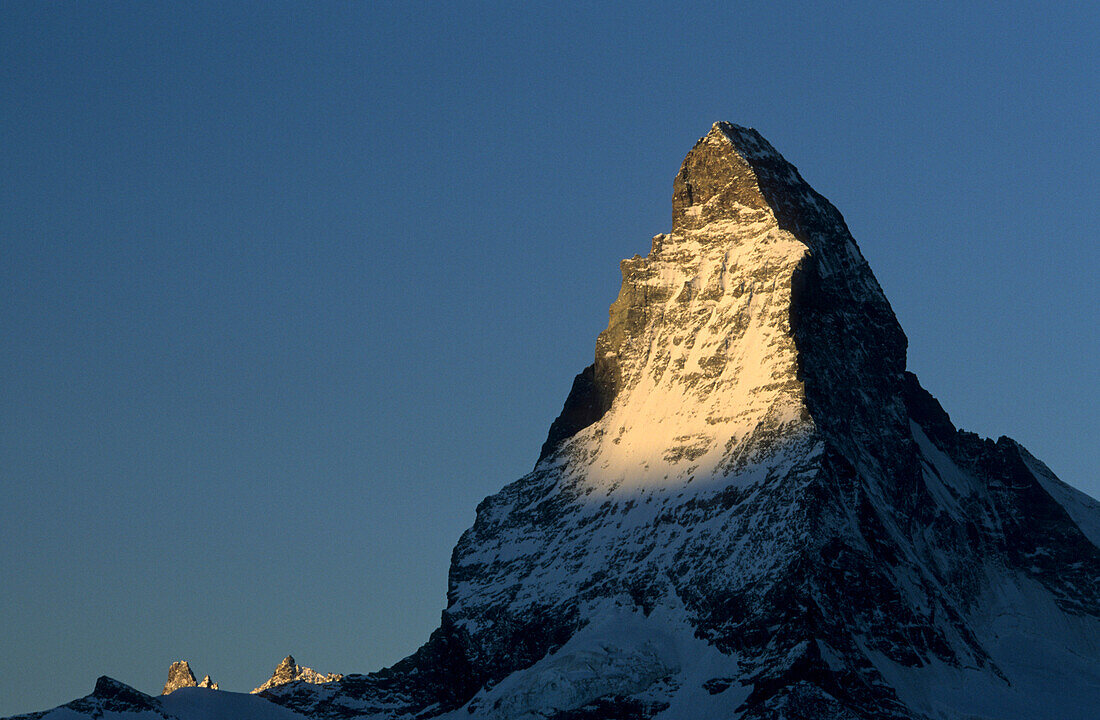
<box><xmin>252</xmin><ymin>656</ymin><xmax>343</xmax><ymax>695</ymax></box>
<box><xmin>9</xmin><ymin>123</ymin><xmax>1098</xmax><ymax>720</ymax></box>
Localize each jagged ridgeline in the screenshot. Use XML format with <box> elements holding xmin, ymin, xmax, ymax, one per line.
<box><xmin>11</xmin><ymin>124</ymin><xmax>1099</xmax><ymax>720</ymax></box>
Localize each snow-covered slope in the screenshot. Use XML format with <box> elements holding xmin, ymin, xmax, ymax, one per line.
<box><xmin>9</xmin><ymin>123</ymin><xmax>1098</xmax><ymax>720</ymax></box>
<box><xmin>7</xmin><ymin>678</ymin><xmax>309</xmax><ymax>720</ymax></box>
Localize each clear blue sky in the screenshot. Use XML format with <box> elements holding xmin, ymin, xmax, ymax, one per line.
<box><xmin>1</xmin><ymin>2</ymin><xmax>1096</xmax><ymax>715</ymax></box>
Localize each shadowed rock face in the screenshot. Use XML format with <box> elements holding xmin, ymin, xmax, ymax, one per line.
<box><xmin>538</xmin><ymin>363</ymin><xmax>614</xmax><ymax>463</ymax></box>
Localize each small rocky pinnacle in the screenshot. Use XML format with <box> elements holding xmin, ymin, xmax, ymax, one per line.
<box><xmin>161</xmin><ymin>660</ymin><xmax>197</xmax><ymax>695</ymax></box>
<box><xmin>197</xmin><ymin>674</ymin><xmax>219</xmax><ymax>690</ymax></box>
<box><xmin>271</xmin><ymin>655</ymin><xmax>298</xmax><ymax>685</ymax></box>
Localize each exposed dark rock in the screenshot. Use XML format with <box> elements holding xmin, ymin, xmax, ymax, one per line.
<box><xmin>539</xmin><ymin>363</ymin><xmax>615</xmax><ymax>463</ymax></box>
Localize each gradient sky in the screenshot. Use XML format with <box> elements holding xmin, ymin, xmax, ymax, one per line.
<box><xmin>1</xmin><ymin>2</ymin><xmax>1097</xmax><ymax>715</ymax></box>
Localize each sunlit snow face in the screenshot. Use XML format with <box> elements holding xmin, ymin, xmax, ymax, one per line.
<box><xmin>561</xmin><ymin>212</ymin><xmax>814</xmax><ymax>494</ymax></box>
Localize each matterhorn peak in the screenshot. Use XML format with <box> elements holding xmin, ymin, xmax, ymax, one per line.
<box><xmin>8</xmin><ymin>123</ymin><xmax>1098</xmax><ymax>720</ymax></box>
<box><xmin>538</xmin><ymin>120</ymin><xmax>906</xmax><ymax>491</ymax></box>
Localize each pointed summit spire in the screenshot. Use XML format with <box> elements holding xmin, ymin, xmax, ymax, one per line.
<box><xmin>539</xmin><ymin>122</ymin><xmax>906</xmax><ymax>475</ymax></box>
<box><xmin>671</xmin><ymin>122</ymin><xmax>778</xmax><ymax>232</ymax></box>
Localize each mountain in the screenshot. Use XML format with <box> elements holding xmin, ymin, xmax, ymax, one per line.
<box><xmin>8</xmin><ymin>123</ymin><xmax>1098</xmax><ymax>720</ymax></box>
<box><xmin>252</xmin><ymin>656</ymin><xmax>343</xmax><ymax>694</ymax></box>
<box><xmin>162</xmin><ymin>661</ymin><xmax>199</xmax><ymax>695</ymax></box>
<box><xmin>159</xmin><ymin>661</ymin><xmax>219</xmax><ymax>694</ymax></box>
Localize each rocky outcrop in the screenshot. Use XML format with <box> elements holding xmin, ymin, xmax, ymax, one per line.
<box><xmin>161</xmin><ymin>661</ymin><xmax>218</xmax><ymax>694</ymax></box>
<box><xmin>8</xmin><ymin>675</ymin><xmax>298</xmax><ymax>720</ymax></box>
<box><xmin>252</xmin><ymin>655</ymin><xmax>342</xmax><ymax>694</ymax></box>
<box><xmin>161</xmin><ymin>660</ymin><xmax>197</xmax><ymax>695</ymax></box>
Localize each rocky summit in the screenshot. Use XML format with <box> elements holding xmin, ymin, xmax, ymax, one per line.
<box><xmin>8</xmin><ymin>123</ymin><xmax>1099</xmax><ymax>720</ymax></box>
<box><xmin>161</xmin><ymin>661</ymin><xmax>198</xmax><ymax>695</ymax></box>
<box><xmin>161</xmin><ymin>661</ymin><xmax>217</xmax><ymax>695</ymax></box>
<box><xmin>252</xmin><ymin>656</ymin><xmax>344</xmax><ymax>694</ymax></box>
